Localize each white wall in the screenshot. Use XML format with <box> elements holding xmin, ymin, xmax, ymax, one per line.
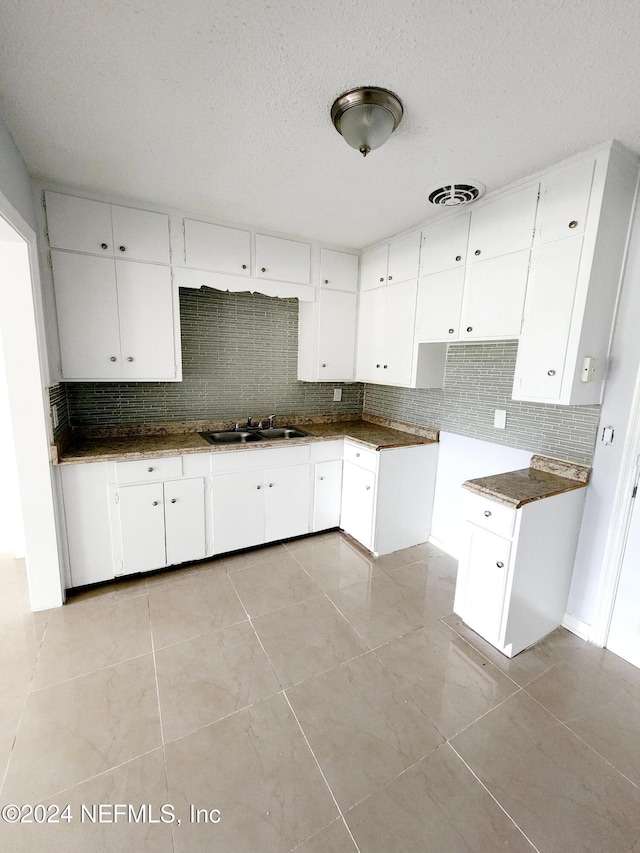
<box><xmin>0</xmin><ymin>116</ymin><xmax>36</xmax><ymax>231</ymax></box>
<box><xmin>567</xmin><ymin>194</ymin><xmax>640</xmax><ymax>627</ymax></box>
<box><xmin>430</xmin><ymin>431</ymin><xmax>532</xmax><ymax>557</ymax></box>
<box><xmin>0</xmin><ymin>340</ymin><xmax>24</xmax><ymax>555</ymax></box>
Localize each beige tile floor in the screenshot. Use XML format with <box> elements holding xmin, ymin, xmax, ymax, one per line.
<box><xmin>1</xmin><ymin>533</ymin><xmax>640</xmax><ymax>851</ymax></box>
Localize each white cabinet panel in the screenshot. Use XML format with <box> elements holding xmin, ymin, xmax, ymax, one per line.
<box><xmin>387</xmin><ymin>231</ymin><xmax>421</xmax><ymax>284</ymax></box>
<box><xmin>184</xmin><ymin>219</ymin><xmax>251</xmax><ymax>275</ymax></box>
<box><xmin>51</xmin><ymin>251</ymin><xmax>122</xmax><ymax>380</ymax></box>
<box><xmin>313</xmin><ymin>460</ymin><xmax>343</xmax><ymax>531</ymax></box>
<box><xmin>356</xmin><ymin>286</ymin><xmax>387</xmax><ymax>382</ymax></box>
<box><xmin>119</xmin><ymin>482</ymin><xmax>167</xmax><ymax>574</ymax></box>
<box><xmin>255</xmin><ymin>233</ymin><xmax>311</xmax><ymax>284</ymax></box>
<box><xmin>45</xmin><ymin>192</ymin><xmax>114</xmax><ymax>255</ymax></box>
<box><xmin>513</xmin><ymin>236</ymin><xmax>583</xmax><ymax>401</ymax></box>
<box><xmin>212</xmin><ymin>469</ymin><xmax>265</xmax><ymax>554</ymax></box>
<box><xmin>116</xmin><ymin>260</ymin><xmax>176</xmax><ymax>379</ymax></box>
<box><xmin>316</xmin><ymin>290</ymin><xmax>357</xmax><ymax>380</ymax></box>
<box><xmin>460</xmin><ymin>525</ymin><xmax>510</xmax><ymax>646</ymax></box>
<box><xmin>320</xmin><ymin>248</ymin><xmax>358</xmax><ymax>291</ymax></box>
<box><xmin>420</xmin><ymin>213</ymin><xmax>470</xmax><ymax>276</ymax></box>
<box><xmin>110</xmin><ymin>205</ymin><xmax>171</xmax><ymax>264</ymax></box>
<box><xmin>164</xmin><ymin>477</ymin><xmax>206</xmax><ymax>566</ymax></box>
<box><xmin>460</xmin><ymin>249</ymin><xmax>530</xmax><ymax>339</ymax></box>
<box><xmin>415</xmin><ymin>267</ymin><xmax>464</xmax><ymax>342</ymax></box>
<box><xmin>537</xmin><ymin>159</ymin><xmax>595</xmax><ymax>244</ymax></box>
<box><xmin>264</xmin><ymin>464</ymin><xmax>310</xmax><ymax>542</ymax></box>
<box><xmin>360</xmin><ymin>244</ymin><xmax>388</xmax><ymax>291</ymax></box>
<box><xmin>341</xmin><ymin>461</ymin><xmax>376</xmax><ymax>551</ymax></box>
<box><xmin>383</xmin><ymin>280</ymin><xmax>418</xmax><ymax>385</ymax></box>
<box><xmin>467</xmin><ymin>183</ymin><xmax>539</xmax><ymax>263</ymax></box>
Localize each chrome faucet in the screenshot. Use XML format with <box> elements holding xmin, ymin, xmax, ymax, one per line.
<box><xmin>268</xmin><ymin>413</ymin><xmax>276</xmax><ymax>428</ymax></box>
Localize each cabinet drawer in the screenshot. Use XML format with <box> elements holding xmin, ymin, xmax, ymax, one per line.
<box><xmin>309</xmin><ymin>440</ymin><xmax>344</xmax><ymax>463</ymax></box>
<box><xmin>115</xmin><ymin>456</ymin><xmax>182</xmax><ymax>484</ymax></box>
<box><xmin>344</xmin><ymin>441</ymin><xmax>377</xmax><ymax>472</ymax></box>
<box><xmin>464</xmin><ymin>491</ymin><xmax>516</xmax><ymax>538</ymax></box>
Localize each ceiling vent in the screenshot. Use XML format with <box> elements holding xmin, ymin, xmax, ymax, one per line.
<box><xmin>427</xmin><ymin>182</ymin><xmax>485</xmax><ymax>207</ymax></box>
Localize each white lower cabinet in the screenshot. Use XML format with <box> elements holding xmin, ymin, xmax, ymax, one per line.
<box><xmin>454</xmin><ymin>488</ymin><xmax>587</xmax><ymax>657</ymax></box>
<box><xmin>114</xmin><ymin>476</ymin><xmax>207</xmax><ymax>575</ymax></box>
<box><xmin>211</xmin><ymin>451</ymin><xmax>311</xmax><ymax>554</ymax></box>
<box><xmin>312</xmin><ymin>459</ymin><xmax>343</xmax><ymax>532</ymax></box>
<box><xmin>340</xmin><ymin>440</ymin><xmax>438</xmax><ymax>556</ymax></box>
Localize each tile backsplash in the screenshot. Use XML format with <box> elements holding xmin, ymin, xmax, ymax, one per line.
<box><xmin>63</xmin><ymin>288</ymin><xmax>364</xmax><ymax>426</ymax></box>
<box><xmin>364</xmin><ymin>341</ymin><xmax>601</xmax><ymax>464</ymax></box>
<box><xmin>51</xmin><ymin>290</ymin><xmax>601</xmax><ymax>464</ymax></box>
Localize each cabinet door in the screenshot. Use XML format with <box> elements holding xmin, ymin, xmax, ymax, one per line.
<box><xmin>537</xmin><ymin>159</ymin><xmax>595</xmax><ymax>244</ymax></box>
<box><xmin>264</xmin><ymin>464</ymin><xmax>311</xmax><ymax>542</ymax></box>
<box><xmin>467</xmin><ymin>183</ymin><xmax>539</xmax><ymax>263</ymax></box>
<box><xmin>164</xmin><ymin>477</ymin><xmax>207</xmax><ymax>566</ymax></box>
<box><xmin>116</xmin><ymin>261</ymin><xmax>177</xmax><ymax>379</ymax></box>
<box><xmin>415</xmin><ymin>268</ymin><xmax>465</xmax><ymax>341</ymax></box>
<box><xmin>461</xmin><ymin>525</ymin><xmax>511</xmax><ymax>646</ymax></box>
<box><xmin>255</xmin><ymin>234</ymin><xmax>311</xmax><ymax>284</ymax></box>
<box><xmin>460</xmin><ymin>249</ymin><xmax>530</xmax><ymax>339</ymax></box>
<box><xmin>383</xmin><ymin>279</ymin><xmax>417</xmax><ymax>385</ymax></box>
<box><xmin>340</xmin><ymin>461</ymin><xmax>376</xmax><ymax>550</ymax></box>
<box><xmin>360</xmin><ymin>244</ymin><xmax>388</xmax><ymax>291</ymax></box>
<box><xmin>51</xmin><ymin>251</ymin><xmax>122</xmax><ymax>379</ymax></box>
<box><xmin>45</xmin><ymin>192</ymin><xmax>113</xmax><ymax>256</ymax></box>
<box><xmin>513</xmin><ymin>236</ymin><xmax>583</xmax><ymax>401</ymax></box>
<box><xmin>313</xmin><ymin>460</ymin><xmax>343</xmax><ymax>532</ymax></box>
<box><xmin>110</xmin><ymin>205</ymin><xmax>171</xmax><ymax>264</ymax></box>
<box><xmin>212</xmin><ymin>469</ymin><xmax>264</xmax><ymax>554</ymax></box>
<box><xmin>420</xmin><ymin>213</ymin><xmax>470</xmax><ymax>276</ymax></box>
<box><xmin>61</xmin><ymin>463</ymin><xmax>114</xmax><ymax>587</ymax></box>
<box><xmin>118</xmin><ymin>483</ymin><xmax>167</xmax><ymax>574</ymax></box>
<box><xmin>184</xmin><ymin>219</ymin><xmax>251</xmax><ymax>275</ymax></box>
<box><xmin>387</xmin><ymin>232</ymin><xmax>421</xmax><ymax>284</ymax></box>
<box><xmin>317</xmin><ymin>290</ymin><xmax>357</xmax><ymax>380</ymax></box>
<box><xmin>320</xmin><ymin>248</ymin><xmax>358</xmax><ymax>291</ymax></box>
<box><xmin>356</xmin><ymin>286</ymin><xmax>387</xmax><ymax>382</ymax></box>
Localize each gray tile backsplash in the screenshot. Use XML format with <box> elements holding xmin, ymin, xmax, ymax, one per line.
<box><xmin>364</xmin><ymin>341</ymin><xmax>601</xmax><ymax>464</ymax></box>
<box><xmin>64</xmin><ymin>288</ymin><xmax>364</xmax><ymax>426</ymax></box>
<box><xmin>53</xmin><ymin>290</ymin><xmax>600</xmax><ymax>464</ymax></box>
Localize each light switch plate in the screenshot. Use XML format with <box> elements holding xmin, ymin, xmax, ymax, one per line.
<box><xmin>494</xmin><ymin>409</ymin><xmax>506</xmax><ymax>429</ymax></box>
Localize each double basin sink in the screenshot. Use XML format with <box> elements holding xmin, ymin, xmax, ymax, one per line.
<box><xmin>200</xmin><ymin>426</ymin><xmax>309</xmax><ymax>445</ymax></box>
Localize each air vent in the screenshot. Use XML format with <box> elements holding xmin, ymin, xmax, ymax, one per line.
<box><xmin>428</xmin><ymin>182</ymin><xmax>485</xmax><ymax>207</ymax></box>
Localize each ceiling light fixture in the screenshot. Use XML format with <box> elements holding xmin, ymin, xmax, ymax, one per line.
<box><xmin>331</xmin><ymin>87</ymin><xmax>403</xmax><ymax>157</ymax></box>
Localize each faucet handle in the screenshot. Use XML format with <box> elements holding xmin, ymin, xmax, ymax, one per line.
<box><xmin>268</xmin><ymin>413</ymin><xmax>276</xmax><ymax>428</ymax></box>
<box><xmin>246</xmin><ymin>416</ymin><xmax>252</xmax><ymax>427</ymax></box>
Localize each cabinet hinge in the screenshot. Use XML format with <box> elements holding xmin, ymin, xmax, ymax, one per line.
<box><xmin>47</xmin><ymin>252</ymin><xmax>52</xmax><ymax>269</ymax></box>
<box><xmin>182</xmin><ymin>220</ymin><xmax>186</xmax><ymax>264</ymax></box>
<box><xmin>45</xmin><ymin>227</ymin><xmax>50</xmax><ymax>243</ymax></box>
<box><xmin>114</xmin><ymin>491</ymin><xmax>119</xmax><ymax>504</ymax></box>
<box><xmin>41</xmin><ymin>193</ymin><xmax>47</xmax><ymax>211</ymax></box>
<box><xmin>633</xmin><ymin>485</ymin><xmax>637</xmax><ymax>499</ymax></box>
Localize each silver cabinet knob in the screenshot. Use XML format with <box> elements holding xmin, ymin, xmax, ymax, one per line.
<box><xmin>242</xmin><ymin>264</ymin><xmax>247</xmax><ymax>269</ymax></box>
<box><xmin>119</xmin><ymin>245</ymin><xmax>126</xmax><ymax>252</ymax></box>
<box><xmin>466</xmin><ymin>326</ymin><xmax>473</xmax><ymax>332</ymax></box>
<box><xmin>448</xmin><ymin>328</ymin><xmax>454</xmax><ymax>334</ymax></box>
<box><xmin>256</xmin><ymin>485</ymin><xmax>262</xmax><ymax>490</ymax></box>
<box><xmin>268</xmin><ymin>483</ymin><xmax>274</xmax><ymax>488</ymax></box>
<box><xmin>379</xmin><ymin>276</ymin><xmax>384</xmax><ymax>282</ymax></box>
<box><xmin>568</xmin><ymin>220</ymin><xmax>578</xmax><ymax>229</ymax></box>
<box><xmin>152</xmin><ymin>501</ymin><xmax>159</xmax><ymax>506</ymax></box>
<box><xmin>496</xmin><ymin>561</ymin><xmax>505</xmax><ymax>568</ymax></box>
<box><xmin>148</xmin><ymin>467</ymin><xmax>154</xmax><ymax>472</ymax></box>
<box><xmin>547</xmin><ymin>369</ymin><xmax>556</xmax><ymax>376</ymax></box>
<box><xmin>388</xmin><ymin>275</ymin><xmax>393</xmax><ymax>280</ymax></box>
<box><xmin>455</xmin><ymin>255</ymin><xmax>462</xmax><ymax>262</ymax></box>
<box><xmin>321</xmin><ymin>363</ymin><xmax>327</xmax><ymax>367</ymax></box>
<box><xmin>484</xmin><ymin>510</ymin><xmax>492</xmax><ymax>517</ymax></box>
<box><xmin>261</xmin><ymin>267</ymin><xmax>266</xmax><ymax>273</ymax></box>
<box><xmin>170</xmin><ymin>498</ymin><xmax>177</xmax><ymax>503</ymax></box>
<box><xmin>383</xmin><ymin>364</ymin><xmax>388</xmax><ymax>369</ymax></box>
<box><xmin>376</xmin><ymin>364</ymin><xmax>381</xmax><ymax>368</ymax></box>
<box><xmin>324</xmin><ymin>279</ymin><xmax>329</xmax><ymax>284</ymax></box>
<box><xmin>110</xmin><ymin>356</ymin><xmax>117</xmax><ymax>362</ymax></box>
<box><xmin>319</xmin><ymin>476</ymin><xmax>324</xmax><ymax>481</ymax></box>
<box><xmin>127</xmin><ymin>356</ymin><xmax>134</xmax><ymax>362</ymax></box>
<box><xmin>474</xmin><ymin>249</ymin><xmax>481</xmax><ymax>256</ymax></box>
<box><xmin>100</xmin><ymin>242</ymin><xmax>108</xmax><ymax>250</ymax></box>
<box><xmin>365</xmin><ymin>485</ymin><xmax>371</xmax><ymax>490</ymax></box>
<box><xmin>356</xmin><ymin>453</ymin><xmax>360</xmax><ymax>457</ymax></box>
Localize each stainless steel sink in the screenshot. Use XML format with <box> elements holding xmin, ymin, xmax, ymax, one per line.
<box><xmin>200</xmin><ymin>430</ymin><xmax>263</xmax><ymax>444</ymax></box>
<box><xmin>257</xmin><ymin>427</ymin><xmax>309</xmax><ymax>439</ymax></box>
<box><xmin>200</xmin><ymin>426</ymin><xmax>309</xmax><ymax>445</ymax></box>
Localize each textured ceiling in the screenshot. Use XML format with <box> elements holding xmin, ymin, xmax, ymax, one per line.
<box><xmin>1</xmin><ymin>1</ymin><xmax>640</xmax><ymax>248</ymax></box>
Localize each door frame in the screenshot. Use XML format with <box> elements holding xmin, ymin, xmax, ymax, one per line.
<box><xmin>0</xmin><ymin>189</ymin><xmax>64</xmax><ymax>610</ymax></box>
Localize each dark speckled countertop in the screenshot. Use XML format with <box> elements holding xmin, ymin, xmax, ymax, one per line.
<box><xmin>53</xmin><ymin>415</ymin><xmax>439</xmax><ymax>465</ymax></box>
<box><xmin>463</xmin><ymin>455</ymin><xmax>591</xmax><ymax>508</ymax></box>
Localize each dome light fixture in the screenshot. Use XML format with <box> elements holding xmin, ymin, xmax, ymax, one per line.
<box><xmin>331</xmin><ymin>87</ymin><xmax>403</xmax><ymax>157</ymax></box>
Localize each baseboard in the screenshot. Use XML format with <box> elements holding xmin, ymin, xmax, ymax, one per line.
<box><xmin>428</xmin><ymin>534</ymin><xmax>459</xmax><ymax>560</ymax></box>
<box><xmin>562</xmin><ymin>612</ymin><xmax>594</xmax><ymax>643</ymax></box>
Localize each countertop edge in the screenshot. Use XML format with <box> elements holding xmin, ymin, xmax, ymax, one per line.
<box><xmin>463</xmin><ymin>478</ymin><xmax>588</xmax><ymax>509</ymax></box>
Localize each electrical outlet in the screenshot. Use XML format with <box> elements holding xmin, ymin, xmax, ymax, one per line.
<box><xmin>333</xmin><ymin>388</ymin><xmax>342</xmax><ymax>402</ymax></box>
<box><xmin>494</xmin><ymin>409</ymin><xmax>506</xmax><ymax>429</ymax></box>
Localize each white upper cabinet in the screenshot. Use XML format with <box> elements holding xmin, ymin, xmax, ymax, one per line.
<box><xmin>513</xmin><ymin>145</ymin><xmax>638</xmax><ymax>405</ymax></box>
<box><xmin>460</xmin><ymin>249</ymin><xmax>530</xmax><ymax>339</ymax></box>
<box><xmin>45</xmin><ymin>191</ymin><xmax>170</xmax><ymax>264</ymax></box>
<box><xmin>536</xmin><ymin>159</ymin><xmax>595</xmax><ymax>244</ymax></box>
<box><xmin>255</xmin><ymin>233</ymin><xmax>311</xmax><ymax>284</ymax></box>
<box><xmin>467</xmin><ymin>183</ymin><xmax>539</xmax><ymax>263</ymax></box>
<box><xmin>298</xmin><ymin>289</ymin><xmax>357</xmax><ymax>382</ymax></box>
<box><xmin>320</xmin><ymin>248</ymin><xmax>359</xmax><ymax>291</ymax></box>
<box><xmin>360</xmin><ymin>232</ymin><xmax>421</xmax><ymax>291</ymax></box>
<box><xmin>420</xmin><ymin>213</ymin><xmax>470</xmax><ymax>276</ymax></box>
<box><xmin>183</xmin><ymin>219</ymin><xmax>251</xmax><ymax>275</ymax></box>
<box><xmin>356</xmin><ymin>280</ymin><xmax>417</xmax><ymax>386</ymax></box>
<box><xmin>415</xmin><ymin>268</ymin><xmax>465</xmax><ymax>342</ymax></box>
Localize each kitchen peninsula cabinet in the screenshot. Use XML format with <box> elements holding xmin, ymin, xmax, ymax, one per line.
<box><xmin>454</xmin><ymin>487</ymin><xmax>587</xmax><ymax>657</ymax></box>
